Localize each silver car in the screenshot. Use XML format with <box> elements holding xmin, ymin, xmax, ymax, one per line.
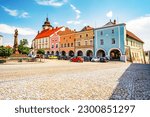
<box><xmin>91</xmin><ymin>57</ymin><xmax>100</xmax><ymax>62</ymax></box>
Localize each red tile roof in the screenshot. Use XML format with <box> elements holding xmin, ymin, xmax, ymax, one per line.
<box><xmin>5</xmin><ymin>45</ymin><xmax>12</xmax><ymax>48</ymax></box>
<box><xmin>34</xmin><ymin>27</ymin><xmax>62</xmax><ymax>39</ymax></box>
<box><xmin>126</xmin><ymin>30</ymin><xmax>144</xmax><ymax>43</ymax></box>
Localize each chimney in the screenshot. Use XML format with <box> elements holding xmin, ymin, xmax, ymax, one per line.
<box><xmin>38</xmin><ymin>30</ymin><xmax>40</xmax><ymax>34</ymax></box>
<box><xmin>114</xmin><ymin>19</ymin><xmax>116</xmax><ymax>24</ymax></box>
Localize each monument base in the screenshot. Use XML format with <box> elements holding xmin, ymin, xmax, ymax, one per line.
<box><xmin>14</xmin><ymin>50</ymin><xmax>20</xmax><ymax>54</ymax></box>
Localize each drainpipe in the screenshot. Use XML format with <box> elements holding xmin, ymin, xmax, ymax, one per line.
<box><xmin>142</xmin><ymin>48</ymin><xmax>146</xmax><ymax>64</ymax></box>
<box><xmin>93</xmin><ymin>35</ymin><xmax>95</xmax><ymax>57</ymax></box>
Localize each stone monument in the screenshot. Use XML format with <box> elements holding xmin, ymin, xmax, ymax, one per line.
<box><xmin>13</xmin><ymin>29</ymin><xmax>19</xmax><ymax>54</ymax></box>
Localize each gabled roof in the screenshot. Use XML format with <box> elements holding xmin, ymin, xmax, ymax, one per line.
<box><xmin>95</xmin><ymin>20</ymin><xmax>125</xmax><ymax>30</ymax></box>
<box><xmin>81</xmin><ymin>26</ymin><xmax>93</xmax><ymax>31</ymax></box>
<box><xmin>103</xmin><ymin>20</ymin><xmax>115</xmax><ymax>27</ymax></box>
<box><xmin>126</xmin><ymin>30</ymin><xmax>144</xmax><ymax>43</ymax></box>
<box><xmin>34</xmin><ymin>27</ymin><xmax>62</xmax><ymax>39</ymax></box>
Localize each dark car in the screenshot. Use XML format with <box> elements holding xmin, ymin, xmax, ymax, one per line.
<box><xmin>100</xmin><ymin>57</ymin><xmax>109</xmax><ymax>62</ymax></box>
<box><xmin>58</xmin><ymin>56</ymin><xmax>70</xmax><ymax>60</ymax></box>
<box><xmin>83</xmin><ymin>56</ymin><xmax>92</xmax><ymax>62</ymax></box>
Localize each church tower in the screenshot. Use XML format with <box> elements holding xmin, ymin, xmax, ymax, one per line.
<box><xmin>42</xmin><ymin>17</ymin><xmax>53</xmax><ymax>30</ymax></box>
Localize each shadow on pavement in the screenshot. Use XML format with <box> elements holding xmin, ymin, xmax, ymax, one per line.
<box><xmin>109</xmin><ymin>63</ymin><xmax>150</xmax><ymax>100</ymax></box>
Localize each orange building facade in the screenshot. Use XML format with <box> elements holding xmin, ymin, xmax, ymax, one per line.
<box><xmin>58</xmin><ymin>28</ymin><xmax>76</xmax><ymax>57</ymax></box>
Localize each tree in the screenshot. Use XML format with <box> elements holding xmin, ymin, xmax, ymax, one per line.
<box><xmin>20</xmin><ymin>39</ymin><xmax>28</xmax><ymax>46</ymax></box>
<box><xmin>37</xmin><ymin>49</ymin><xmax>45</xmax><ymax>55</ymax></box>
<box><xmin>37</xmin><ymin>49</ymin><xmax>45</xmax><ymax>62</ymax></box>
<box><xmin>0</xmin><ymin>46</ymin><xmax>13</xmax><ymax>58</ymax></box>
<box><xmin>18</xmin><ymin>39</ymin><xmax>30</xmax><ymax>54</ymax></box>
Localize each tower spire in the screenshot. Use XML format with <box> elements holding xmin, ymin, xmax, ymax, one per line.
<box><xmin>46</xmin><ymin>14</ymin><xmax>48</xmax><ymax>21</ymax></box>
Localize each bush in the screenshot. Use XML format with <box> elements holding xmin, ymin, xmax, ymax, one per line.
<box><xmin>0</xmin><ymin>60</ymin><xmax>6</xmax><ymax>63</ymax></box>
<box><xmin>0</xmin><ymin>46</ymin><xmax>13</xmax><ymax>57</ymax></box>
<box><xmin>18</xmin><ymin>58</ymin><xmax>22</xmax><ymax>62</ymax></box>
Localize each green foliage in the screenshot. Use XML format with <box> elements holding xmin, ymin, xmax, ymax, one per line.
<box><xmin>37</xmin><ymin>49</ymin><xmax>45</xmax><ymax>55</ymax></box>
<box><xmin>0</xmin><ymin>46</ymin><xmax>13</xmax><ymax>57</ymax></box>
<box><xmin>18</xmin><ymin>45</ymin><xmax>30</xmax><ymax>54</ymax></box>
<box><xmin>18</xmin><ymin>39</ymin><xmax>30</xmax><ymax>55</ymax></box>
<box><xmin>20</xmin><ymin>39</ymin><xmax>28</xmax><ymax>46</ymax></box>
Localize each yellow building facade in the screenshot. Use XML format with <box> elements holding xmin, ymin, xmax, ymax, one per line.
<box><xmin>75</xmin><ymin>26</ymin><xmax>94</xmax><ymax>57</ymax></box>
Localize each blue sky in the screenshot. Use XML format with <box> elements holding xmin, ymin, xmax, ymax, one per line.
<box><xmin>0</xmin><ymin>0</ymin><xmax>150</xmax><ymax>50</ymax></box>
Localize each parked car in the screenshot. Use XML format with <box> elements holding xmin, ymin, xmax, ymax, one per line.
<box><xmin>91</xmin><ymin>57</ymin><xmax>100</xmax><ymax>62</ymax></box>
<box><xmin>36</xmin><ymin>54</ymin><xmax>43</xmax><ymax>58</ymax></box>
<box><xmin>100</xmin><ymin>57</ymin><xmax>109</xmax><ymax>62</ymax></box>
<box><xmin>70</xmin><ymin>56</ymin><xmax>84</xmax><ymax>62</ymax></box>
<box><xmin>58</xmin><ymin>56</ymin><xmax>69</xmax><ymax>60</ymax></box>
<box><xmin>83</xmin><ymin>56</ymin><xmax>92</xmax><ymax>62</ymax></box>
<box><xmin>49</xmin><ymin>55</ymin><xmax>58</xmax><ymax>59</ymax></box>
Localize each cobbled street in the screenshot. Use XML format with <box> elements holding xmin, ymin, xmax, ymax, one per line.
<box><xmin>0</xmin><ymin>60</ymin><xmax>150</xmax><ymax>100</ymax></box>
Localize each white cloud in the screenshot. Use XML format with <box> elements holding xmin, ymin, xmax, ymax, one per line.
<box><xmin>126</xmin><ymin>15</ymin><xmax>150</xmax><ymax>50</ymax></box>
<box><xmin>20</xmin><ymin>12</ymin><xmax>30</xmax><ymax>18</ymax></box>
<box><xmin>53</xmin><ymin>22</ymin><xmax>59</xmax><ymax>25</ymax></box>
<box><xmin>0</xmin><ymin>24</ymin><xmax>37</xmax><ymax>36</ymax></box>
<box><xmin>1</xmin><ymin>6</ymin><xmax>18</xmax><ymax>16</ymax></box>
<box><xmin>67</xmin><ymin>20</ymin><xmax>81</xmax><ymax>25</ymax></box>
<box><xmin>106</xmin><ymin>11</ymin><xmax>113</xmax><ymax>18</ymax></box>
<box><xmin>1</xmin><ymin>6</ymin><xmax>30</xmax><ymax>18</ymax></box>
<box><xmin>35</xmin><ymin>0</ymin><xmax>68</xmax><ymax>7</ymax></box>
<box><xmin>70</xmin><ymin>4</ymin><xmax>81</xmax><ymax>19</ymax></box>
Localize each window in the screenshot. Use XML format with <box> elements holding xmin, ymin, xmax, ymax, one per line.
<box><xmin>70</xmin><ymin>37</ymin><xmax>71</xmax><ymax>39</ymax></box>
<box><xmin>126</xmin><ymin>40</ymin><xmax>128</xmax><ymax>45</ymax></box>
<box><xmin>68</xmin><ymin>43</ymin><xmax>70</xmax><ymax>47</ymax></box>
<box><xmin>61</xmin><ymin>44</ymin><xmax>63</xmax><ymax>48</ymax></box>
<box><xmin>56</xmin><ymin>44</ymin><xmax>58</xmax><ymax>48</ymax></box>
<box><xmin>86</xmin><ymin>34</ymin><xmax>88</xmax><ymax>37</ymax></box>
<box><xmin>64</xmin><ymin>44</ymin><xmax>66</xmax><ymax>47</ymax></box>
<box><xmin>71</xmin><ymin>43</ymin><xmax>73</xmax><ymax>47</ymax></box>
<box><xmin>112</xmin><ymin>29</ymin><xmax>114</xmax><ymax>34</ymax></box>
<box><xmin>85</xmin><ymin>41</ymin><xmax>88</xmax><ymax>46</ymax></box>
<box><xmin>90</xmin><ymin>40</ymin><xmax>93</xmax><ymax>45</ymax></box>
<box><xmin>52</xmin><ymin>44</ymin><xmax>54</xmax><ymax>48</ymax></box>
<box><xmin>100</xmin><ymin>31</ymin><xmax>103</xmax><ymax>35</ymax></box>
<box><xmin>77</xmin><ymin>42</ymin><xmax>80</xmax><ymax>46</ymax></box>
<box><xmin>80</xmin><ymin>35</ymin><xmax>82</xmax><ymax>38</ymax></box>
<box><xmin>100</xmin><ymin>39</ymin><xmax>104</xmax><ymax>45</ymax></box>
<box><xmin>112</xmin><ymin>38</ymin><xmax>115</xmax><ymax>44</ymax></box>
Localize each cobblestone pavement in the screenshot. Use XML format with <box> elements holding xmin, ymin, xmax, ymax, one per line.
<box><xmin>0</xmin><ymin>60</ymin><xmax>150</xmax><ymax>100</ymax></box>
<box><xmin>110</xmin><ymin>64</ymin><xmax>150</xmax><ymax>100</ymax></box>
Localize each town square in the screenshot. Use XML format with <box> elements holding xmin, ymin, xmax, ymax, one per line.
<box><xmin>0</xmin><ymin>0</ymin><xmax>150</xmax><ymax>100</ymax></box>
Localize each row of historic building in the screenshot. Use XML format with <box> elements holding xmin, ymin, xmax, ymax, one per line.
<box><xmin>32</xmin><ymin>18</ymin><xmax>145</xmax><ymax>63</ymax></box>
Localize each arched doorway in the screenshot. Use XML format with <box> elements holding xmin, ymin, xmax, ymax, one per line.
<box><xmin>56</xmin><ymin>51</ymin><xmax>59</xmax><ymax>56</ymax></box>
<box><xmin>77</xmin><ymin>50</ymin><xmax>83</xmax><ymax>56</ymax></box>
<box><xmin>110</xmin><ymin>49</ymin><xmax>121</xmax><ymax>60</ymax></box>
<box><xmin>86</xmin><ymin>50</ymin><xmax>93</xmax><ymax>57</ymax></box>
<box><xmin>47</xmin><ymin>51</ymin><xmax>50</xmax><ymax>55</ymax></box>
<box><xmin>62</xmin><ymin>51</ymin><xmax>66</xmax><ymax>56</ymax></box>
<box><xmin>97</xmin><ymin>50</ymin><xmax>105</xmax><ymax>57</ymax></box>
<box><xmin>69</xmin><ymin>50</ymin><xmax>74</xmax><ymax>57</ymax></box>
<box><xmin>51</xmin><ymin>51</ymin><xmax>54</xmax><ymax>55</ymax></box>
